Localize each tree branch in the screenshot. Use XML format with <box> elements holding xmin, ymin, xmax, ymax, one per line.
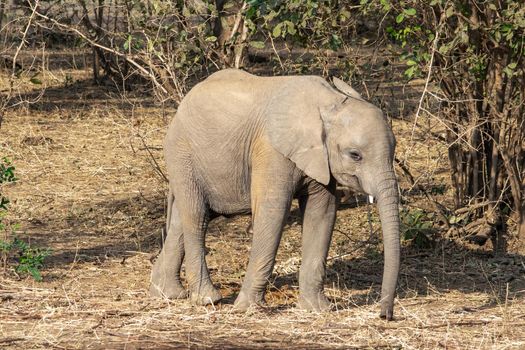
<box><xmin>33</xmin><ymin>10</ymin><xmax>168</xmax><ymax>95</ymax></box>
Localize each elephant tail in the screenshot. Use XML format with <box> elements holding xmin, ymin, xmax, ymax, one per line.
<box><xmin>160</xmin><ymin>187</ymin><xmax>174</xmax><ymax>249</ymax></box>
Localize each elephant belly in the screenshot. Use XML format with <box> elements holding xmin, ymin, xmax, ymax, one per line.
<box><xmin>195</xmin><ymin>155</ymin><xmax>252</xmax><ymax>216</ymax></box>
<box><xmin>208</xmin><ymin>194</ymin><xmax>252</xmax><ymax>215</ymax></box>
<box><xmin>203</xmin><ymin>176</ymin><xmax>252</xmax><ymax>215</ymax></box>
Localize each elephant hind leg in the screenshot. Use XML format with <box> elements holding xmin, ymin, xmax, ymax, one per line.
<box><xmin>176</xmin><ymin>183</ymin><xmax>221</xmax><ymax>306</ymax></box>
<box><xmin>150</xmin><ymin>190</ymin><xmax>187</xmax><ymax>299</ymax></box>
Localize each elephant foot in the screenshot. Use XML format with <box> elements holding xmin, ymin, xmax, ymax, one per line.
<box><xmin>298</xmin><ymin>292</ymin><xmax>332</xmax><ymax>312</ymax></box>
<box><xmin>190</xmin><ymin>285</ymin><xmax>222</xmax><ymax>305</ymax></box>
<box><xmin>150</xmin><ymin>279</ymin><xmax>188</xmax><ymax>299</ymax></box>
<box><xmin>380</xmin><ymin>303</ymin><xmax>394</xmax><ymax>321</ymax></box>
<box><xmin>233</xmin><ymin>290</ymin><xmax>266</xmax><ymax>311</ymax></box>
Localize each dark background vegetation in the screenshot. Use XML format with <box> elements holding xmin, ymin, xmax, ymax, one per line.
<box><xmin>3</xmin><ymin>0</ymin><xmax>522</xmax><ymax>250</ymax></box>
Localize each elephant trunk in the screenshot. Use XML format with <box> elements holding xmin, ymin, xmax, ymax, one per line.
<box><xmin>373</xmin><ymin>170</ymin><xmax>400</xmax><ymax>320</ymax></box>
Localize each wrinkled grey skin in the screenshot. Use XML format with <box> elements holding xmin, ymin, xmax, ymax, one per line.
<box><xmin>150</xmin><ymin>69</ymin><xmax>400</xmax><ymax>320</ymax></box>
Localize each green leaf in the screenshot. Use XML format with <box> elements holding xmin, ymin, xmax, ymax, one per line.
<box><xmin>445</xmin><ymin>5</ymin><xmax>455</xmax><ymax>18</ymax></box>
<box><xmin>438</xmin><ymin>41</ymin><xmax>453</xmax><ymax>55</ymax></box>
<box><xmin>404</xmin><ymin>8</ymin><xmax>416</xmax><ymax>16</ymax></box>
<box><xmin>503</xmin><ymin>62</ymin><xmax>517</xmax><ymax>77</ymax></box>
<box><xmin>404</xmin><ymin>65</ymin><xmax>417</xmax><ymax>78</ymax></box>
<box><xmin>205</xmin><ymin>36</ymin><xmax>217</xmax><ymax>42</ymax></box>
<box><xmin>494</xmin><ymin>30</ymin><xmax>501</xmax><ymax>42</ymax></box>
<box><xmin>0</xmin><ymin>197</ymin><xmax>9</xmax><ymax>210</ymax></box>
<box><xmin>28</xmin><ymin>267</ymin><xmax>42</xmax><ymax>281</ymax></box>
<box><xmin>340</xmin><ymin>10</ymin><xmax>351</xmax><ymax>21</ymax></box>
<box><xmin>286</xmin><ymin>21</ymin><xmax>297</xmax><ymax>35</ymax></box>
<box><xmin>380</xmin><ymin>0</ymin><xmax>391</xmax><ymax>11</ymax></box>
<box><xmin>245</xmin><ymin>6</ymin><xmax>256</xmax><ymax>19</ymax></box>
<box><xmin>265</xmin><ymin>10</ymin><xmax>278</xmax><ymax>21</ymax></box>
<box><xmin>330</xmin><ymin>34</ymin><xmax>342</xmax><ymax>50</ymax></box>
<box><xmin>272</xmin><ymin>23</ymin><xmax>283</xmax><ymax>38</ymax></box>
<box><xmin>249</xmin><ymin>41</ymin><xmax>265</xmax><ymax>49</ymax></box>
<box><xmin>147</xmin><ymin>39</ymin><xmax>155</xmax><ymax>52</ymax></box>
<box><xmin>123</xmin><ymin>35</ymin><xmax>132</xmax><ymax>50</ymax></box>
<box><xmin>396</xmin><ymin>13</ymin><xmax>405</xmax><ymax>24</ymax></box>
<box><xmin>223</xmin><ymin>1</ymin><xmax>235</xmax><ymax>9</ymax></box>
<box><xmin>459</xmin><ymin>30</ymin><xmax>469</xmax><ymax>44</ymax></box>
<box><xmin>406</xmin><ymin>59</ymin><xmax>417</xmax><ymax>66</ymax></box>
<box><xmin>448</xmin><ymin>215</ymin><xmax>460</xmax><ymax>224</ymax></box>
<box><xmin>30</xmin><ymin>77</ymin><xmax>42</xmax><ymax>85</ymax></box>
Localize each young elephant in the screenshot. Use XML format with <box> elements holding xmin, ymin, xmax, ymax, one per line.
<box><xmin>150</xmin><ymin>69</ymin><xmax>400</xmax><ymax>320</ymax></box>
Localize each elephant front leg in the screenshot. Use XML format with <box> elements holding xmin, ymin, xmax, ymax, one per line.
<box><xmin>234</xmin><ymin>200</ymin><xmax>292</xmax><ymax>310</ymax></box>
<box><xmin>297</xmin><ymin>181</ymin><xmax>337</xmax><ymax>312</ymax></box>
<box><xmin>150</xmin><ymin>195</ymin><xmax>187</xmax><ymax>299</ymax></box>
<box><xmin>234</xmin><ymin>162</ymin><xmax>296</xmax><ymax>311</ymax></box>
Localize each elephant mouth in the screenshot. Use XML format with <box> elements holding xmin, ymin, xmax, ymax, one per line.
<box><xmin>334</xmin><ymin>173</ymin><xmax>365</xmax><ymax>194</ymax></box>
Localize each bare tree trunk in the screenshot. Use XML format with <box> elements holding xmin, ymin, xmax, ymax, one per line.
<box><xmin>0</xmin><ymin>0</ymin><xmax>6</xmax><ymax>30</ymax></box>
<box><xmin>214</xmin><ymin>0</ymin><xmax>248</xmax><ymax>68</ymax></box>
<box><xmin>519</xmin><ymin>206</ymin><xmax>525</xmax><ymax>244</ymax></box>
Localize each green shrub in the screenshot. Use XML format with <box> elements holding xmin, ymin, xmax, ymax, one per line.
<box><xmin>0</xmin><ymin>157</ymin><xmax>50</xmax><ymax>281</ymax></box>
<box><xmin>0</xmin><ymin>157</ymin><xmax>16</xmax><ymax>212</ymax></box>
<box><xmin>401</xmin><ymin>208</ymin><xmax>435</xmax><ymax>249</ymax></box>
<box><xmin>1</xmin><ymin>237</ymin><xmax>51</xmax><ymax>281</ymax></box>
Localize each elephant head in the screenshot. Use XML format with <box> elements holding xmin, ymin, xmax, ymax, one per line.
<box><xmin>267</xmin><ymin>77</ymin><xmax>400</xmax><ymax>319</ymax></box>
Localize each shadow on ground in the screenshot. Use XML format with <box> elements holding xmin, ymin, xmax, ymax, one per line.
<box><xmin>28</xmin><ymin>190</ymin><xmax>525</xmax><ymax>315</ymax></box>
<box><xmin>14</xmin><ymin>78</ymin><xmax>164</xmax><ymax>113</ymax></box>
<box><xmin>24</xmin><ymin>193</ymin><xmax>165</xmax><ymax>271</ymax></box>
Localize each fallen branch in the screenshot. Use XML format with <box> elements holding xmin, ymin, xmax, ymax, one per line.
<box><xmin>454</xmin><ymin>201</ymin><xmax>497</xmax><ymax>215</ymax></box>
<box><xmin>0</xmin><ymin>337</ymin><xmax>25</xmax><ymax>345</ymax></box>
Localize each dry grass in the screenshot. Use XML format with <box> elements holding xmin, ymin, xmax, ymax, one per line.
<box><xmin>0</xmin><ymin>68</ymin><xmax>524</xmax><ymax>349</ymax></box>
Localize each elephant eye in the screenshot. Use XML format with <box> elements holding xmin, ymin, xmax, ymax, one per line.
<box><xmin>345</xmin><ymin>149</ymin><xmax>362</xmax><ymax>161</ymax></box>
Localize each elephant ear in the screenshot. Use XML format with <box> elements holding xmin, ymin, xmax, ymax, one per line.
<box><xmin>333</xmin><ymin>77</ymin><xmax>364</xmax><ymax>101</ymax></box>
<box><xmin>266</xmin><ymin>90</ymin><xmax>330</xmax><ymax>185</ymax></box>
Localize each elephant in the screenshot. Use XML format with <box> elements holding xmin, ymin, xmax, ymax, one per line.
<box><xmin>150</xmin><ymin>69</ymin><xmax>401</xmax><ymax>320</ymax></box>
<box><xmin>244</xmin><ymin>187</ymin><xmax>367</xmax><ymax>235</ymax></box>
